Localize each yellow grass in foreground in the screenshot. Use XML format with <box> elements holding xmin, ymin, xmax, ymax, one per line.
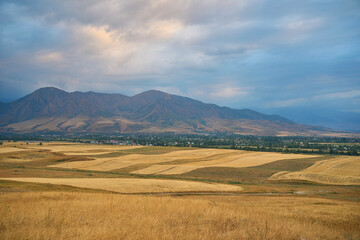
<box><xmin>0</xmin><ymin>178</ymin><xmax>242</xmax><ymax>193</ymax></box>
<box><xmin>0</xmin><ymin>192</ymin><xmax>359</xmax><ymax>240</ymax></box>
<box><xmin>132</xmin><ymin>152</ymin><xmax>317</xmax><ymax>175</ymax></box>
<box><xmin>268</xmin><ymin>156</ymin><xmax>360</xmax><ymax>185</ymax></box>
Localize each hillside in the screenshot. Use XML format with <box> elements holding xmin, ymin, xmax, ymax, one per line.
<box><xmin>0</xmin><ymin>87</ymin><xmax>342</xmax><ymax>136</ymax></box>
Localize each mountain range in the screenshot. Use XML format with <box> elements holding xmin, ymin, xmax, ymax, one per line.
<box><xmin>0</xmin><ymin>87</ymin><xmax>349</xmax><ymax>136</ymax></box>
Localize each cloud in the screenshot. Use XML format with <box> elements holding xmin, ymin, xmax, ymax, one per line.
<box><xmin>209</xmin><ymin>85</ymin><xmax>248</xmax><ymax>98</ymax></box>
<box><xmin>186</xmin><ymin>82</ymin><xmax>249</xmax><ymax>103</ymax></box>
<box><xmin>314</xmin><ymin>90</ymin><xmax>360</xmax><ymax>100</ymax></box>
<box><xmin>34</xmin><ymin>51</ymin><xmax>64</xmax><ymax>63</ymax></box>
<box><xmin>0</xmin><ymin>0</ymin><xmax>359</xmax><ymax>116</ymax></box>
<box><xmin>268</xmin><ymin>98</ymin><xmax>308</xmax><ymax>108</ymax></box>
<box><xmin>267</xmin><ymin>90</ymin><xmax>360</xmax><ymax>108</ymax></box>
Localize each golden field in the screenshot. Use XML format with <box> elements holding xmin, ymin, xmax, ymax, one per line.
<box><xmin>0</xmin><ymin>177</ymin><xmax>243</xmax><ymax>193</ymax></box>
<box><xmin>0</xmin><ymin>141</ymin><xmax>359</xmax><ymax>187</ymax></box>
<box><xmin>47</xmin><ymin>145</ymin><xmax>318</xmax><ymax>175</ymax></box>
<box><xmin>0</xmin><ymin>192</ymin><xmax>359</xmax><ymax>240</ymax></box>
<box><xmin>131</xmin><ymin>151</ymin><xmax>317</xmax><ymax>175</ymax></box>
<box><xmin>15</xmin><ymin>142</ymin><xmax>142</xmax><ymax>154</ymax></box>
<box><xmin>51</xmin><ymin>148</ymin><xmax>232</xmax><ymax>171</ymax></box>
<box><xmin>269</xmin><ymin>156</ymin><xmax>360</xmax><ymax>185</ymax></box>
<box><xmin>0</xmin><ymin>141</ymin><xmax>360</xmax><ymax>239</ymax></box>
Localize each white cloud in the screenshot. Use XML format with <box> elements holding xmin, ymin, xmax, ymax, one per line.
<box><xmin>268</xmin><ymin>98</ymin><xmax>308</xmax><ymax>108</ymax></box>
<box><xmin>34</xmin><ymin>51</ymin><xmax>64</xmax><ymax>63</ymax></box>
<box><xmin>1</xmin><ymin>0</ymin><xmax>359</xmax><ymax>116</ymax></box>
<box><xmin>267</xmin><ymin>90</ymin><xmax>360</xmax><ymax>108</ymax></box>
<box><xmin>210</xmin><ymin>86</ymin><xmax>247</xmax><ymax>98</ymax></box>
<box><xmin>313</xmin><ymin>90</ymin><xmax>360</xmax><ymax>100</ymax></box>
<box><xmin>188</xmin><ymin>82</ymin><xmax>249</xmax><ymax>99</ymax></box>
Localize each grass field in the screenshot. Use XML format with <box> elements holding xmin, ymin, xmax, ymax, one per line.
<box><xmin>268</xmin><ymin>156</ymin><xmax>360</xmax><ymax>185</ymax></box>
<box><xmin>1</xmin><ymin>141</ymin><xmax>359</xmax><ymax>186</ymax></box>
<box><xmin>0</xmin><ymin>141</ymin><xmax>359</xmax><ymax>239</ymax></box>
<box><xmin>131</xmin><ymin>152</ymin><xmax>318</xmax><ymax>175</ymax></box>
<box><xmin>51</xmin><ymin>148</ymin><xmax>232</xmax><ymax>171</ymax></box>
<box><xmin>48</xmin><ymin>147</ymin><xmax>319</xmax><ymax>176</ymax></box>
<box><xmin>0</xmin><ymin>192</ymin><xmax>359</xmax><ymax>240</ymax></box>
<box><xmin>0</xmin><ymin>146</ymin><xmax>30</xmax><ymax>154</ymax></box>
<box><xmin>0</xmin><ymin>177</ymin><xmax>243</xmax><ymax>193</ymax></box>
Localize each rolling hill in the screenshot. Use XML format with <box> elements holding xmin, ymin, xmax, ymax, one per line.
<box><xmin>0</xmin><ymin>87</ymin><xmax>345</xmax><ymax>136</ymax></box>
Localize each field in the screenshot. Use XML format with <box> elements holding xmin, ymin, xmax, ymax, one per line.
<box><xmin>268</xmin><ymin>156</ymin><xmax>360</xmax><ymax>185</ymax></box>
<box><xmin>0</xmin><ymin>141</ymin><xmax>359</xmax><ymax>239</ymax></box>
<box><xmin>1</xmin><ymin>192</ymin><xmax>359</xmax><ymax>240</ymax></box>
<box><xmin>50</xmin><ymin>147</ymin><xmax>318</xmax><ymax>175</ymax></box>
<box><xmin>131</xmin><ymin>151</ymin><xmax>318</xmax><ymax>175</ymax></box>
<box><xmin>0</xmin><ymin>177</ymin><xmax>242</xmax><ymax>193</ymax></box>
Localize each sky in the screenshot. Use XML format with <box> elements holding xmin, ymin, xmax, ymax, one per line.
<box><xmin>1</xmin><ymin>0</ymin><xmax>360</xmax><ymax>118</ymax></box>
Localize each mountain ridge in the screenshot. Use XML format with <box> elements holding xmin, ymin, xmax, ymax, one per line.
<box><xmin>0</xmin><ymin>87</ymin><xmax>347</xmax><ymax>136</ymax></box>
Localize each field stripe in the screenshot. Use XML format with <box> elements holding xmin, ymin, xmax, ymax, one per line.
<box><xmin>268</xmin><ymin>156</ymin><xmax>360</xmax><ymax>185</ymax></box>
<box><xmin>0</xmin><ymin>178</ymin><xmax>243</xmax><ymax>193</ymax></box>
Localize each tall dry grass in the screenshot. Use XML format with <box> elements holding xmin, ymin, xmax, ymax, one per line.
<box><xmin>1</xmin><ymin>192</ymin><xmax>359</xmax><ymax>240</ymax></box>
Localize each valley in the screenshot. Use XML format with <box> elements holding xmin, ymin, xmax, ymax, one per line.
<box><xmin>0</xmin><ymin>141</ymin><xmax>359</xmax><ymax>239</ymax></box>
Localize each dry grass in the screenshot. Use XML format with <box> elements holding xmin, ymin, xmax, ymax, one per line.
<box><xmin>50</xmin><ymin>149</ymin><xmax>231</xmax><ymax>171</ymax></box>
<box><xmin>0</xmin><ymin>141</ymin><xmax>141</xmax><ymax>156</ymax></box>
<box><xmin>1</xmin><ymin>142</ymin><xmax>359</xmax><ymax>239</ymax></box>
<box><xmin>0</xmin><ymin>191</ymin><xmax>359</xmax><ymax>240</ymax></box>
<box><xmin>27</xmin><ymin>143</ymin><xmax>142</xmax><ymax>153</ymax></box>
<box><xmin>61</xmin><ymin>151</ymin><xmax>113</xmax><ymax>156</ymax></box>
<box><xmin>132</xmin><ymin>164</ymin><xmax>200</xmax><ymax>175</ymax></box>
<box><xmin>0</xmin><ymin>147</ymin><xmax>29</xmax><ymax>154</ymax></box>
<box><xmin>199</xmin><ymin>152</ymin><xmax>316</xmax><ymax>168</ymax></box>
<box><xmin>0</xmin><ymin>178</ymin><xmax>242</xmax><ymax>193</ymax></box>
<box><xmin>49</xmin><ymin>146</ymin><xmax>317</xmax><ymax>175</ymax></box>
<box><xmin>0</xmin><ymin>149</ymin><xmax>66</xmax><ymax>165</ymax></box>
<box><xmin>269</xmin><ymin>156</ymin><xmax>360</xmax><ymax>185</ymax></box>
<box><xmin>131</xmin><ymin>152</ymin><xmax>318</xmax><ymax>175</ymax></box>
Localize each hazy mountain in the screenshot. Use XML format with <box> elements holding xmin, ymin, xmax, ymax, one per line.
<box><xmin>0</xmin><ymin>87</ymin><xmax>347</xmax><ymax>136</ymax></box>
<box><xmin>272</xmin><ymin>107</ymin><xmax>360</xmax><ymax>132</ymax></box>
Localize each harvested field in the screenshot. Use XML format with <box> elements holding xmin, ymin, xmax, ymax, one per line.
<box><xmin>131</xmin><ymin>152</ymin><xmax>318</xmax><ymax>175</ymax></box>
<box><xmin>0</xmin><ymin>149</ymin><xmax>65</xmax><ymax>164</ymax></box>
<box><xmin>0</xmin><ymin>147</ymin><xmax>29</xmax><ymax>154</ymax></box>
<box><xmin>52</xmin><ymin>156</ymin><xmax>139</xmax><ymax>171</ymax></box>
<box><xmin>50</xmin><ymin>149</ymin><xmax>233</xmax><ymax>171</ymax></box>
<box><xmin>61</xmin><ymin>151</ymin><xmax>113</xmax><ymax>156</ymax></box>
<box><xmin>0</xmin><ymin>178</ymin><xmax>243</xmax><ymax>193</ymax></box>
<box><xmin>1</xmin><ymin>158</ymin><xmax>35</xmax><ymax>163</ymax></box>
<box><xmin>0</xmin><ymin>141</ymin><xmax>359</xmax><ymax>239</ymax></box>
<box><xmin>50</xmin><ymin>146</ymin><xmax>318</xmax><ymax>175</ymax></box>
<box><xmin>132</xmin><ymin>164</ymin><xmax>200</xmax><ymax>175</ymax></box>
<box><xmin>27</xmin><ymin>144</ymin><xmax>143</xmax><ymax>153</ymax></box>
<box><xmin>197</xmin><ymin>152</ymin><xmax>316</xmax><ymax>168</ymax></box>
<box><xmin>268</xmin><ymin>156</ymin><xmax>360</xmax><ymax>185</ymax></box>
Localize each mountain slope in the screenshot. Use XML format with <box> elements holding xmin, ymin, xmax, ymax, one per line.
<box><xmin>0</xmin><ymin>87</ymin><xmax>342</xmax><ymax>136</ymax></box>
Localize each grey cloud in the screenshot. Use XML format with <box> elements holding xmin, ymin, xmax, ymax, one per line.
<box><xmin>0</xmin><ymin>0</ymin><xmax>359</xmax><ymax>117</ymax></box>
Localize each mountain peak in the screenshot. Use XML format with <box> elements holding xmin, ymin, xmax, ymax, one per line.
<box><xmin>33</xmin><ymin>87</ymin><xmax>67</xmax><ymax>95</ymax></box>
<box><xmin>132</xmin><ymin>90</ymin><xmax>171</xmax><ymax>101</ymax></box>
<box><xmin>0</xmin><ymin>87</ymin><xmax>339</xmax><ymax>136</ymax></box>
